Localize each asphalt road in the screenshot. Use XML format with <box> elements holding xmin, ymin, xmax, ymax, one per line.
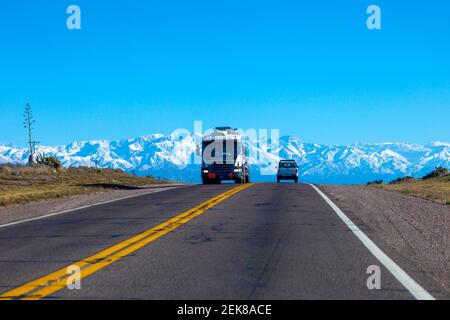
<box><xmin>0</xmin><ymin>183</ymin><xmax>443</xmax><ymax>299</ymax></box>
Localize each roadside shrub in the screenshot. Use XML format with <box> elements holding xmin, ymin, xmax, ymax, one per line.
<box><xmin>422</xmin><ymin>167</ymin><xmax>449</xmax><ymax>180</ymax></box>
<box><xmin>366</xmin><ymin>180</ymin><xmax>383</xmax><ymax>185</ymax></box>
<box><xmin>36</xmin><ymin>154</ymin><xmax>62</xmax><ymax>169</ymax></box>
<box><xmin>389</xmin><ymin>176</ymin><xmax>415</xmax><ymax>185</ymax></box>
<box><xmin>0</xmin><ymin>164</ymin><xmax>57</xmax><ymax>176</ymax></box>
<box><xmin>0</xmin><ymin>165</ymin><xmax>12</xmax><ymax>174</ymax></box>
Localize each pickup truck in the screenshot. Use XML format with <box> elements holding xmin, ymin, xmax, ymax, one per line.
<box><xmin>277</xmin><ymin>160</ymin><xmax>299</xmax><ymax>183</ymax></box>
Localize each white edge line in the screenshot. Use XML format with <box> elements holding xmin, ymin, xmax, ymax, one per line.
<box><xmin>0</xmin><ymin>185</ymin><xmax>188</xmax><ymax>229</ymax></box>
<box><xmin>309</xmin><ymin>184</ymin><xmax>436</xmax><ymax>301</ymax></box>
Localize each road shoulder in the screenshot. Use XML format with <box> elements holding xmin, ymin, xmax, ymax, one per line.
<box><xmin>0</xmin><ymin>184</ymin><xmax>185</xmax><ymax>227</ymax></box>
<box><xmin>318</xmin><ymin>184</ymin><xmax>450</xmax><ymax>299</ymax></box>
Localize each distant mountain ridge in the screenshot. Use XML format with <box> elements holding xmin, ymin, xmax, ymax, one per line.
<box><xmin>1</xmin><ymin>134</ymin><xmax>449</xmax><ymax>184</ymax></box>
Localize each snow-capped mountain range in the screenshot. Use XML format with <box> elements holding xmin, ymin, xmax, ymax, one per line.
<box><xmin>1</xmin><ymin>134</ymin><xmax>449</xmax><ymax>184</ymax></box>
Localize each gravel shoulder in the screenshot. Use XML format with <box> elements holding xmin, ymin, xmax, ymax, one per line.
<box><xmin>0</xmin><ymin>184</ymin><xmax>186</xmax><ymax>226</ymax></box>
<box><xmin>319</xmin><ymin>184</ymin><xmax>450</xmax><ymax>297</ymax></box>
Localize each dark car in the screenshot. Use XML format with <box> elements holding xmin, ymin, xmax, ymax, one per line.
<box><xmin>277</xmin><ymin>160</ymin><xmax>299</xmax><ymax>183</ymax></box>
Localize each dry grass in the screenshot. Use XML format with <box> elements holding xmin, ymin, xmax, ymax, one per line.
<box><xmin>0</xmin><ymin>165</ymin><xmax>167</xmax><ymax>207</ymax></box>
<box><xmin>382</xmin><ymin>174</ymin><xmax>450</xmax><ymax>205</ymax></box>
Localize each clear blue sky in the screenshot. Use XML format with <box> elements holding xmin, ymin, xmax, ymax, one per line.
<box><xmin>1</xmin><ymin>0</ymin><xmax>449</xmax><ymax>147</ymax></box>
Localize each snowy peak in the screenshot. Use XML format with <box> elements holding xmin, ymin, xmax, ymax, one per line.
<box><xmin>1</xmin><ymin>134</ymin><xmax>449</xmax><ymax>184</ymax></box>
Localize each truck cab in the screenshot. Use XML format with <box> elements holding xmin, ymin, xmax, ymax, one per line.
<box><xmin>201</xmin><ymin>127</ymin><xmax>250</xmax><ymax>184</ymax></box>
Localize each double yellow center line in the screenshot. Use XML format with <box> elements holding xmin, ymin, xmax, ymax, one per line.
<box><xmin>0</xmin><ymin>183</ymin><xmax>253</xmax><ymax>300</ymax></box>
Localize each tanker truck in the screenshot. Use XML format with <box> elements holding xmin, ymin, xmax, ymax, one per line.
<box><xmin>200</xmin><ymin>127</ymin><xmax>250</xmax><ymax>184</ymax></box>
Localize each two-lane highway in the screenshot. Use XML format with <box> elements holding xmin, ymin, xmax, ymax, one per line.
<box><xmin>0</xmin><ymin>183</ymin><xmax>441</xmax><ymax>299</ymax></box>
